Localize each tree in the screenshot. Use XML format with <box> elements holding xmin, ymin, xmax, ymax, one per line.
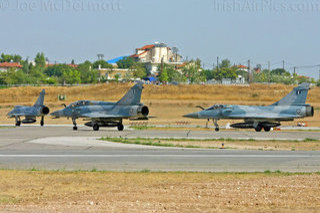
<box><xmin>203</xmin><ymin>69</ymin><xmax>215</xmax><ymax>81</ymax></box>
<box><xmin>92</xmin><ymin>60</ymin><xmax>113</xmax><ymax>69</ymax></box>
<box><xmin>35</xmin><ymin>52</ymin><xmax>46</xmax><ymax>67</ymax></box>
<box><xmin>61</xmin><ymin>69</ymin><xmax>81</xmax><ymax>85</ymax></box>
<box><xmin>45</xmin><ymin>64</ymin><xmax>70</xmax><ymax>77</ymax></box>
<box><xmin>130</xmin><ymin>63</ymin><xmax>147</xmax><ymax>79</ymax></box>
<box><xmin>78</xmin><ymin>61</ymin><xmax>99</xmax><ymax>84</ymax></box>
<box><xmin>159</xmin><ymin>68</ymin><xmax>168</xmax><ymax>82</ymax></box>
<box><xmin>158</xmin><ymin>64</ymin><xmax>186</xmax><ymax>82</ymax></box>
<box><xmin>116</xmin><ymin>57</ymin><xmax>135</xmax><ymax>69</ymax></box>
<box><xmin>26</xmin><ymin>66</ymin><xmax>46</xmax><ymax>84</ymax></box>
<box><xmin>182</xmin><ymin>59</ymin><xmax>205</xmax><ymax>83</ymax></box>
<box><xmin>220</xmin><ymin>59</ymin><xmax>231</xmax><ymax>68</ymax></box>
<box><xmin>0</xmin><ymin>53</ymin><xmax>22</xmax><ymax>63</ymax></box>
<box><xmin>4</xmin><ymin>69</ymin><xmax>27</xmax><ymax>85</ymax></box>
<box><xmin>271</xmin><ymin>68</ymin><xmax>290</xmax><ymax>76</ymax></box>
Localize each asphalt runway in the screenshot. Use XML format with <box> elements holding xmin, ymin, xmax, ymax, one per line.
<box><xmin>0</xmin><ymin>126</ymin><xmax>320</xmax><ymax>172</ymax></box>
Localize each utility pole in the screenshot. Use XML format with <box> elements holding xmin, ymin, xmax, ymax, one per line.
<box><xmin>248</xmin><ymin>59</ymin><xmax>251</xmax><ymax>84</ymax></box>
<box><xmin>217</xmin><ymin>57</ymin><xmax>219</xmax><ymax>71</ymax></box>
<box><xmin>293</xmin><ymin>67</ymin><xmax>296</xmax><ymax>76</ymax></box>
<box><xmin>282</xmin><ymin>60</ymin><xmax>285</xmax><ymax>70</ymax></box>
<box><xmin>268</xmin><ymin>61</ymin><xmax>270</xmax><ymax>71</ymax></box>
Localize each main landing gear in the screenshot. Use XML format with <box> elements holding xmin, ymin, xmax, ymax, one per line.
<box><xmin>255</xmin><ymin>125</ymin><xmax>271</xmax><ymax>132</ymax></box>
<box><xmin>15</xmin><ymin>117</ymin><xmax>21</xmax><ymax>127</ymax></box>
<box><xmin>91</xmin><ymin>123</ymin><xmax>123</xmax><ymax>131</ymax></box>
<box><xmin>72</xmin><ymin>118</ymin><xmax>78</xmax><ymax>131</ymax></box>
<box><xmin>213</xmin><ymin>119</ymin><xmax>220</xmax><ymax>132</ymax></box>
<box><xmin>117</xmin><ymin>123</ymin><xmax>124</xmax><ymax>131</ymax></box>
<box><xmin>93</xmin><ymin>123</ymin><xmax>99</xmax><ymax>131</ymax></box>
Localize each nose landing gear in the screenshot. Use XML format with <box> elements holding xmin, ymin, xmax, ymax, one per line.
<box><xmin>40</xmin><ymin>116</ymin><xmax>44</xmax><ymax>126</ymax></box>
<box><xmin>213</xmin><ymin>119</ymin><xmax>220</xmax><ymax>132</ymax></box>
<box><xmin>15</xmin><ymin>117</ymin><xmax>21</xmax><ymax>127</ymax></box>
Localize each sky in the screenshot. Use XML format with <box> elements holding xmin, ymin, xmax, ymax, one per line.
<box><xmin>0</xmin><ymin>0</ymin><xmax>320</xmax><ymax>78</ymax></box>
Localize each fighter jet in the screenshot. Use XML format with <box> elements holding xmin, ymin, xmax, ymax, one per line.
<box><xmin>50</xmin><ymin>82</ymin><xmax>149</xmax><ymax>131</ymax></box>
<box><xmin>184</xmin><ymin>83</ymin><xmax>314</xmax><ymax>132</ymax></box>
<box><xmin>7</xmin><ymin>89</ymin><xmax>50</xmax><ymax>126</ymax></box>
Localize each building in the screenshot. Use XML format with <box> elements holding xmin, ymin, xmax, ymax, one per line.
<box><xmin>107</xmin><ymin>56</ymin><xmax>127</xmax><ymax>67</ymax></box>
<box><xmin>130</xmin><ymin>42</ymin><xmax>183</xmax><ymax>75</ymax></box>
<box><xmin>0</xmin><ymin>62</ymin><xmax>23</xmax><ymax>72</ymax></box>
<box><xmin>233</xmin><ymin>64</ymin><xmax>249</xmax><ymax>72</ymax></box>
<box><xmin>98</xmin><ymin>68</ymin><xmax>130</xmax><ymax>81</ymax></box>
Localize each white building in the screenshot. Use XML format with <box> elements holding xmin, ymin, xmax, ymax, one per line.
<box><xmin>130</xmin><ymin>42</ymin><xmax>183</xmax><ymax>75</ymax></box>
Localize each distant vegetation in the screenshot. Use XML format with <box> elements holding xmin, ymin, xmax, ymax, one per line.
<box><xmin>0</xmin><ymin>53</ymin><xmax>318</xmax><ymax>86</ymax></box>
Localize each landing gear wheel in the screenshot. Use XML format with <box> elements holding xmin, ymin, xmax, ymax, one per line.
<box><xmin>117</xmin><ymin>124</ymin><xmax>124</xmax><ymax>131</ymax></box>
<box><xmin>93</xmin><ymin>124</ymin><xmax>100</xmax><ymax>131</ymax></box>
<box><xmin>264</xmin><ymin>127</ymin><xmax>271</xmax><ymax>132</ymax></box>
<box><xmin>40</xmin><ymin>116</ymin><xmax>44</xmax><ymax>126</ymax></box>
<box><xmin>15</xmin><ymin>121</ymin><xmax>21</xmax><ymax>127</ymax></box>
<box><xmin>213</xmin><ymin>119</ymin><xmax>220</xmax><ymax>133</ymax></box>
<box><xmin>255</xmin><ymin>126</ymin><xmax>262</xmax><ymax>132</ymax></box>
<box><xmin>72</xmin><ymin>118</ymin><xmax>78</xmax><ymax>131</ymax></box>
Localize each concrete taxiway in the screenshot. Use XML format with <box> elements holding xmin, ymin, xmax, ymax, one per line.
<box><xmin>0</xmin><ymin>126</ymin><xmax>319</xmax><ymax>172</ymax></box>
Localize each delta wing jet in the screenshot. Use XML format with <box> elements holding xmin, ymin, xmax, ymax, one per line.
<box><xmin>7</xmin><ymin>89</ymin><xmax>50</xmax><ymax>126</ymax></box>
<box><xmin>51</xmin><ymin>82</ymin><xmax>149</xmax><ymax>131</ymax></box>
<box><xmin>184</xmin><ymin>83</ymin><xmax>314</xmax><ymax>132</ymax></box>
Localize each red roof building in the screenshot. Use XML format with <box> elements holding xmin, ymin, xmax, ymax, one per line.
<box><xmin>0</xmin><ymin>62</ymin><xmax>23</xmax><ymax>69</ymax></box>
<box><xmin>0</xmin><ymin>62</ymin><xmax>23</xmax><ymax>72</ymax></box>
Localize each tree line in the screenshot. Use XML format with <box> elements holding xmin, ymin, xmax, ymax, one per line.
<box><xmin>0</xmin><ymin>53</ymin><xmax>317</xmax><ymax>85</ymax></box>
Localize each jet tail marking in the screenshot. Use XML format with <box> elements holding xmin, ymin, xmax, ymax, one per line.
<box><xmin>271</xmin><ymin>83</ymin><xmax>310</xmax><ymax>106</ymax></box>
<box><xmin>34</xmin><ymin>89</ymin><xmax>45</xmax><ymax>106</ymax></box>
<box><xmin>116</xmin><ymin>83</ymin><xmax>143</xmax><ymax>106</ymax></box>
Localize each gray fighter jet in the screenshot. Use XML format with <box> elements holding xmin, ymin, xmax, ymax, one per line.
<box><xmin>50</xmin><ymin>82</ymin><xmax>149</xmax><ymax>131</ymax></box>
<box><xmin>184</xmin><ymin>83</ymin><xmax>314</xmax><ymax>132</ymax></box>
<box><xmin>7</xmin><ymin>89</ymin><xmax>50</xmax><ymax>126</ymax></box>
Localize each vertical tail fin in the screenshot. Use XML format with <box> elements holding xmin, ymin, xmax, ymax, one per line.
<box><xmin>34</xmin><ymin>89</ymin><xmax>45</xmax><ymax>106</ymax></box>
<box><xmin>116</xmin><ymin>82</ymin><xmax>144</xmax><ymax>105</ymax></box>
<box><xmin>272</xmin><ymin>83</ymin><xmax>310</xmax><ymax>106</ymax></box>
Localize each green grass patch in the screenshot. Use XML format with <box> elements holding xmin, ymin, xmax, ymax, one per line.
<box><xmin>0</xmin><ymin>195</ymin><xmax>20</xmax><ymax>204</ymax></box>
<box><xmin>304</xmin><ymin>138</ymin><xmax>318</xmax><ymax>142</ymax></box>
<box><xmin>101</xmin><ymin>137</ymin><xmax>204</xmax><ymax>149</ymax></box>
<box><xmin>130</xmin><ymin>125</ymin><xmax>156</xmax><ymax>130</ymax></box>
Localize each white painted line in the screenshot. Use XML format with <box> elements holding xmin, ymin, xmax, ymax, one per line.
<box><xmin>0</xmin><ymin>155</ymin><xmax>316</xmax><ymax>158</ymax></box>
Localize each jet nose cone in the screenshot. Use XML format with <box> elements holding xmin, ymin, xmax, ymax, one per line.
<box><xmin>51</xmin><ymin>110</ymin><xmax>62</xmax><ymax>118</ymax></box>
<box><xmin>183</xmin><ymin>112</ymin><xmax>199</xmax><ymax>119</ymax></box>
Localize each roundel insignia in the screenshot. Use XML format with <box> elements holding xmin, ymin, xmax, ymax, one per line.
<box><xmin>296</xmin><ymin>109</ymin><xmax>301</xmax><ymax>115</ymax></box>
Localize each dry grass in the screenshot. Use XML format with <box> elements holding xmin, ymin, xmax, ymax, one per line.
<box><xmin>0</xmin><ymin>171</ymin><xmax>319</xmax><ymax>212</ymax></box>
<box><xmin>0</xmin><ymin>83</ymin><xmax>319</xmax><ymax>126</ymax></box>
<box><xmin>1</xmin><ymin>83</ymin><xmax>320</xmax><ymax>103</ymax></box>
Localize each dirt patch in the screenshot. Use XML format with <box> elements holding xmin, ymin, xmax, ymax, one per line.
<box><xmin>0</xmin><ymin>171</ymin><xmax>319</xmax><ymax>212</ymax></box>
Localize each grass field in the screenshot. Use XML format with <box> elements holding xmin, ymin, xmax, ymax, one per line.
<box><xmin>0</xmin><ymin>83</ymin><xmax>319</xmax><ymax>127</ymax></box>
<box><xmin>0</xmin><ymin>171</ymin><xmax>319</xmax><ymax>212</ymax></box>
<box><xmin>101</xmin><ymin>137</ymin><xmax>320</xmax><ymax>151</ymax></box>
